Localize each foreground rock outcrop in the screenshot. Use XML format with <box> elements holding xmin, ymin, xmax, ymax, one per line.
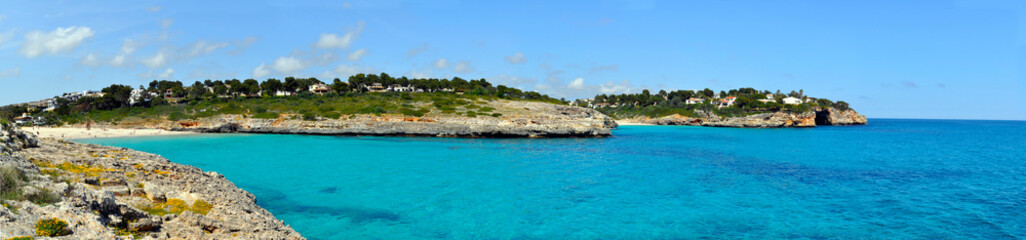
<box><xmin>0</xmin><ymin>124</ymin><xmax>304</xmax><ymax>239</ymax></box>
<box><xmin>623</xmin><ymin>108</ymin><xmax>867</xmax><ymax>128</ymax></box>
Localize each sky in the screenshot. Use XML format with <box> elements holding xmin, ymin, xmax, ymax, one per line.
<box><xmin>0</xmin><ymin>0</ymin><xmax>1023</xmax><ymax>120</ymax></box>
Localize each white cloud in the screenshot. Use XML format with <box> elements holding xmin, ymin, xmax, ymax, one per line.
<box><xmin>120</xmin><ymin>39</ymin><xmax>140</xmax><ymax>55</ymax></box>
<box><xmin>453</xmin><ymin>61</ymin><xmax>473</xmax><ymax>73</ymax></box>
<box><xmin>20</xmin><ymin>26</ymin><xmax>95</xmax><ymax>57</ymax></box>
<box><xmin>252</xmin><ymin>63</ymin><xmax>270</xmax><ymax>78</ymax></box>
<box><xmin>327</xmin><ymin>64</ymin><xmax>375</xmax><ymax>79</ymax></box>
<box><xmin>315</xmin><ymin>21</ymin><xmax>365</xmax><ymax>49</ymax></box>
<box><xmin>80</xmin><ymin>53</ymin><xmax>100</xmax><ymax>66</ymax></box>
<box><xmin>590</xmin><ymin>64</ymin><xmax>618</xmax><ymax>73</ymax></box>
<box><xmin>158</xmin><ymin>68</ymin><xmax>174</xmax><ymax>79</ymax></box>
<box><xmin>407</xmin><ymin>70</ymin><xmax>433</xmax><ymax>79</ymax></box>
<box><xmin>433</xmin><ymin>58</ymin><xmax>449</xmax><ymax>69</ymax></box>
<box><xmin>147</xmin><ymin>6</ymin><xmax>162</xmax><ymax>12</ymax></box>
<box><xmin>342</xmin><ymin>2</ymin><xmax>352</xmax><ymax>8</ymax></box>
<box><xmin>110</xmin><ymin>54</ymin><xmax>129</xmax><ymax>67</ymax></box>
<box><xmin>407</xmin><ymin>44</ymin><xmax>429</xmax><ymax>57</ymax></box>
<box><xmin>505</xmin><ymin>52</ymin><xmax>526</xmax><ymax>64</ymax></box>
<box><xmin>0</xmin><ymin>29</ymin><xmax>14</xmax><ymax>46</ymax></box>
<box><xmin>600</xmin><ymin>80</ymin><xmax>634</xmax><ymax>94</ymax></box>
<box><xmin>0</xmin><ymin>67</ymin><xmax>20</xmax><ymax>78</ymax></box>
<box><xmin>347</xmin><ymin>48</ymin><xmax>367</xmax><ymax>61</ymax></box>
<box><xmin>161</xmin><ymin>19</ymin><xmax>174</xmax><ymax>29</ymax></box>
<box><xmin>271</xmin><ymin>56</ymin><xmax>306</xmax><ymax>74</ymax></box>
<box><xmin>185</xmin><ymin>40</ymin><xmax>229</xmax><ymax>57</ymax></box>
<box><xmin>228</xmin><ymin>36</ymin><xmax>259</xmax><ymax>55</ymax></box>
<box><xmin>492</xmin><ymin>74</ymin><xmax>537</xmax><ymax>87</ymax></box>
<box><xmin>568</xmin><ymin>78</ymin><xmax>585</xmax><ymax>90</ymax></box>
<box><xmin>141</xmin><ymin>51</ymin><xmax>167</xmax><ymax>68</ymax></box>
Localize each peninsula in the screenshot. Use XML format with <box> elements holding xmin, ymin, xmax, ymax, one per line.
<box><xmin>576</xmin><ymin>88</ymin><xmax>867</xmax><ymax>127</ymax></box>
<box><xmin>2</xmin><ymin>74</ymin><xmax>616</xmax><ymax>138</ymax></box>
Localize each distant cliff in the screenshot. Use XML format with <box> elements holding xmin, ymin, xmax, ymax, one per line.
<box><xmin>623</xmin><ymin>107</ymin><xmax>867</xmax><ymax>128</ymax></box>
<box><xmin>72</xmin><ymin>100</ymin><xmax>618</xmax><ymax>138</ymax></box>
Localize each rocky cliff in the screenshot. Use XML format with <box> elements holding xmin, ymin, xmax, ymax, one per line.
<box><xmin>0</xmin><ymin>124</ymin><xmax>305</xmax><ymax>239</ymax></box>
<box><xmin>91</xmin><ymin>100</ymin><xmax>617</xmax><ymax>138</ymax></box>
<box><xmin>624</xmin><ymin>108</ymin><xmax>866</xmax><ymax>128</ymax></box>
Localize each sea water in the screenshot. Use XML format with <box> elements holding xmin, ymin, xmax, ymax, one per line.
<box><xmin>79</xmin><ymin>119</ymin><xmax>1026</xmax><ymax>239</ymax></box>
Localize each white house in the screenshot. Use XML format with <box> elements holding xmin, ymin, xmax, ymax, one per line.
<box><xmin>309</xmin><ymin>84</ymin><xmax>331</xmax><ymax>94</ymax></box>
<box><xmin>686</xmin><ymin>98</ymin><xmax>704</xmax><ymax>105</ymax></box>
<box><xmin>718</xmin><ymin>96</ymin><xmax>736</xmax><ymax>107</ymax></box>
<box><xmin>782</xmin><ymin>97</ymin><xmax>802</xmax><ymax>105</ymax></box>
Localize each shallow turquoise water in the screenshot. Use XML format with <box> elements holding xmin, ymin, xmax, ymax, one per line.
<box><xmin>79</xmin><ymin>119</ymin><xmax>1026</xmax><ymax>239</ymax></box>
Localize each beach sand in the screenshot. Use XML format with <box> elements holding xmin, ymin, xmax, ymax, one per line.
<box><xmin>615</xmin><ymin>121</ymin><xmax>656</xmax><ymax>126</ymax></box>
<box><xmin>21</xmin><ymin>127</ymin><xmax>194</xmax><ymax>140</ymax></box>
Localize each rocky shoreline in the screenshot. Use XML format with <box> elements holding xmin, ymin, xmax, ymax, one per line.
<box><xmin>88</xmin><ymin>101</ymin><xmax>619</xmax><ymax>138</ymax></box>
<box><xmin>622</xmin><ymin>107</ymin><xmax>868</xmax><ymax>128</ymax></box>
<box><xmin>0</xmin><ymin>124</ymin><xmax>305</xmax><ymax>239</ymax></box>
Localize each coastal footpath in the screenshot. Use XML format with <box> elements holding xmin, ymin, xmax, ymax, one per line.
<box><xmin>620</xmin><ymin>107</ymin><xmax>867</xmax><ymax>128</ymax></box>
<box><xmin>0</xmin><ymin>124</ymin><xmax>305</xmax><ymax>239</ymax></box>
<box><xmin>80</xmin><ymin>101</ymin><xmax>618</xmax><ymax>138</ymax></box>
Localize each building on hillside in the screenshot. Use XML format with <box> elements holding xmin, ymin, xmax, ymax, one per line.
<box><xmin>309</xmin><ymin>84</ymin><xmax>331</xmax><ymax>94</ymax></box>
<box><xmin>686</xmin><ymin>98</ymin><xmax>704</xmax><ymax>105</ymax></box>
<box><xmin>718</xmin><ymin>96</ymin><xmax>736</xmax><ymax>107</ymax></box>
<box><xmin>366</xmin><ymin>83</ymin><xmax>387</xmax><ymax>92</ymax></box>
<box><xmin>782</xmin><ymin>97</ymin><xmax>802</xmax><ymax>105</ymax></box>
<box><xmin>388</xmin><ymin>85</ymin><xmax>416</xmax><ymax>92</ymax></box>
<box><xmin>275</xmin><ymin>90</ymin><xmax>294</xmax><ymax>96</ymax></box>
<box><xmin>13</xmin><ymin>113</ymin><xmax>31</xmax><ymax>125</ymax></box>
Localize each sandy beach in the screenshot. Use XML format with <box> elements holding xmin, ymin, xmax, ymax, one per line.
<box><xmin>21</xmin><ymin>126</ymin><xmax>194</xmax><ymax>140</ymax></box>
<box><xmin>615</xmin><ymin>121</ymin><xmax>656</xmax><ymax>126</ymax></box>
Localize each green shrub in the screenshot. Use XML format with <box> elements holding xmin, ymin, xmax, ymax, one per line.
<box><xmin>321</xmin><ymin>112</ymin><xmax>341</xmax><ymax>119</ymax></box>
<box><xmin>167</xmin><ymin>111</ymin><xmax>187</xmax><ymax>121</ymax></box>
<box><xmin>399</xmin><ymin>108</ymin><xmax>425</xmax><ymax>117</ymax></box>
<box><xmin>302</xmin><ymin>114</ymin><xmax>317</xmax><ymax>121</ymax></box>
<box><xmin>251</xmin><ymin>112</ymin><xmax>279</xmax><ymax>119</ymax></box>
<box><xmin>5</xmin><ymin>236</ymin><xmax>33</xmax><ymax>240</ymax></box>
<box><xmin>24</xmin><ymin>190</ymin><xmax>60</xmax><ymax>205</ymax></box>
<box><xmin>478</xmin><ymin>107</ymin><xmax>495</xmax><ymax>112</ymax></box>
<box><xmin>35</xmin><ymin>218</ymin><xmax>69</xmax><ymax>237</ymax></box>
<box><xmin>1</xmin><ymin>167</ymin><xmax>27</xmax><ymax>201</ymax></box>
<box><xmin>491</xmin><ymin>113</ymin><xmax>502</xmax><ymax>117</ymax></box>
<box><xmin>465</xmin><ymin>111</ymin><xmax>478</xmax><ymax>117</ymax></box>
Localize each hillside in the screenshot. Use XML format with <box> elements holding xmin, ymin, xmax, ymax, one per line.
<box><xmin>578</xmin><ymin>88</ymin><xmax>867</xmax><ymax>127</ymax></box>
<box><xmin>3</xmin><ymin>74</ymin><xmax>616</xmax><ymax>137</ymax></box>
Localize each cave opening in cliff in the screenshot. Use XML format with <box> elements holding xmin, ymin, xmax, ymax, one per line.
<box><xmin>815</xmin><ymin>110</ymin><xmax>831</xmax><ymax>125</ymax></box>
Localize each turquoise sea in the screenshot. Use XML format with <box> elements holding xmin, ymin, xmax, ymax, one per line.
<box><xmin>79</xmin><ymin>119</ymin><xmax>1026</xmax><ymax>239</ymax></box>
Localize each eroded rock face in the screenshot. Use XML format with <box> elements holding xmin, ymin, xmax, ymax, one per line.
<box><xmin>1</xmin><ymin>123</ymin><xmax>38</xmax><ymax>153</ymax></box>
<box><xmin>623</xmin><ymin>108</ymin><xmax>865</xmax><ymax>128</ymax></box>
<box><xmin>0</xmin><ymin>136</ymin><xmax>305</xmax><ymax>240</ymax></box>
<box><xmin>815</xmin><ymin>107</ymin><xmax>868</xmax><ymax>126</ymax></box>
<box><xmin>168</xmin><ymin>101</ymin><xmax>617</xmax><ymax>138</ymax></box>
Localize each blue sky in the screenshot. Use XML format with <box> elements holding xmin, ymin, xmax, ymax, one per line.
<box><xmin>0</xmin><ymin>0</ymin><xmax>1023</xmax><ymax>120</ymax></box>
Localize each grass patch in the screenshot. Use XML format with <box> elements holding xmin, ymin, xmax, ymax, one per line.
<box><xmin>251</xmin><ymin>112</ymin><xmax>279</xmax><ymax>119</ymax></box>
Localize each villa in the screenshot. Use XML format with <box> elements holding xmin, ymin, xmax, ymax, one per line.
<box><xmin>309</xmin><ymin>84</ymin><xmax>331</xmax><ymax>94</ymax></box>
<box><xmin>686</xmin><ymin>98</ymin><xmax>704</xmax><ymax>104</ymax></box>
<box><xmin>782</xmin><ymin>97</ymin><xmax>802</xmax><ymax>105</ymax></box>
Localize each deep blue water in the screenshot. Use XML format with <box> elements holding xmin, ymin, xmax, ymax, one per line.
<box><xmin>79</xmin><ymin>119</ymin><xmax>1026</xmax><ymax>239</ymax></box>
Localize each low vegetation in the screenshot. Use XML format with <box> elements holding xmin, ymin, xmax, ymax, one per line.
<box><xmin>2</xmin><ymin>73</ymin><xmax>567</xmax><ymax>125</ymax></box>
<box><xmin>1</xmin><ymin>166</ymin><xmax>60</xmax><ymax>206</ymax></box>
<box><xmin>34</xmin><ymin>218</ymin><xmax>70</xmax><ymax>237</ymax></box>
<box><xmin>137</xmin><ymin>198</ymin><xmax>212</xmax><ymax>216</ymax></box>
<box><xmin>582</xmin><ymin>87</ymin><xmax>853</xmax><ymax>118</ymax></box>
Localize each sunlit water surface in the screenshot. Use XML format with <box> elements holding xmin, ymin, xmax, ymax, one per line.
<box><xmin>80</xmin><ymin>119</ymin><xmax>1026</xmax><ymax>239</ymax></box>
